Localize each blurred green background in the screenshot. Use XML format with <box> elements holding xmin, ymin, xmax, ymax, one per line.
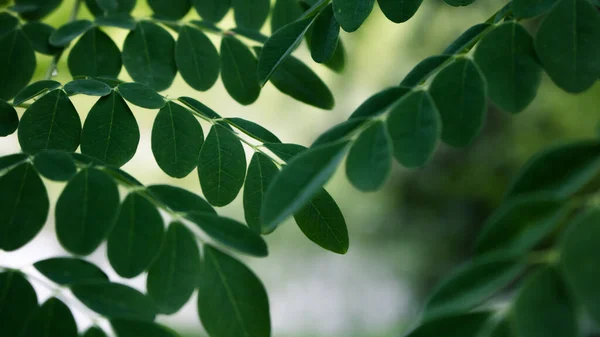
<box><xmin>1</xmin><ymin>0</ymin><xmax>600</xmax><ymax>336</ymax></box>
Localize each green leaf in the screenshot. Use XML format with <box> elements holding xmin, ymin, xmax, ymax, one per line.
<box><xmin>505</xmin><ymin>140</ymin><xmax>600</xmax><ymax>199</ymax></box>
<box><xmin>94</xmin><ymin>13</ymin><xmax>137</xmax><ymax>30</ymax></box>
<box><xmin>534</xmin><ymin>0</ymin><xmax>600</xmax><ymax>93</ymax></box>
<box><xmin>111</xmin><ymin>319</ymin><xmax>179</xmax><ymax>337</ymax></box>
<box><xmin>294</xmin><ymin>188</ymin><xmax>349</xmax><ymax>253</ymax></box>
<box><xmin>0</xmin><ymin>153</ymin><xmax>29</xmax><ymax>171</ymax></box>
<box><xmin>332</xmin><ymin>0</ymin><xmax>374</xmax><ymax>32</ymax></box>
<box><xmin>81</xmin><ymin>91</ymin><xmax>140</xmax><ymax>167</ymax></box>
<box><xmin>474</xmin><ymin>22</ymin><xmax>542</xmax><ymax>113</ymax></box>
<box><xmin>444</xmin><ymin>0</ymin><xmax>476</xmax><ymax>6</ymax></box>
<box><xmin>262</xmin><ymin>140</ymin><xmax>349</xmax><ymax>232</ymax></box>
<box><xmin>186</xmin><ymin>212</ymin><xmax>268</xmax><ymax>256</ymax></box>
<box><xmin>147</xmin><ymin>184</ymin><xmax>215</xmax><ymax>214</ymax></box>
<box><xmin>198</xmin><ymin>245</ymin><xmax>271</xmax><ymax>337</ymax></box>
<box><xmin>311</xmin><ymin>4</ymin><xmax>340</xmax><ymax>62</ymax></box>
<box><xmin>345</xmin><ymin>121</ymin><xmax>392</xmax><ymax>191</ymax></box>
<box><xmin>513</xmin><ymin>0</ymin><xmax>558</xmax><ymax>18</ymax></box>
<box><xmin>0</xmin><ymin>28</ymin><xmax>36</xmax><ymax>101</ymax></box>
<box><xmin>12</xmin><ymin>80</ymin><xmax>61</xmax><ymax>106</ymax></box>
<box><xmin>225</xmin><ymin>118</ymin><xmax>281</xmax><ymax>143</ymax></box>
<box><xmin>83</xmin><ymin>327</ymin><xmax>108</xmax><ymax>337</ymax></box>
<box><xmin>49</xmin><ymin>20</ymin><xmax>93</xmax><ymax>47</ymax></box>
<box><xmin>177</xmin><ymin>96</ymin><xmax>222</xmax><ymax>119</ymax></box>
<box><xmin>386</xmin><ymin>90</ymin><xmax>441</xmax><ymax>168</ymax></box>
<box><xmin>244</xmin><ymin>153</ymin><xmax>280</xmax><ymax>233</ymax></box>
<box><xmin>429</xmin><ymin>58</ymin><xmax>487</xmax><ymax>147</ymax></box>
<box><xmin>424</xmin><ymin>252</ymin><xmax>525</xmax><ymax>319</ymax></box>
<box><xmin>33</xmin><ymin>257</ymin><xmax>109</xmax><ymax>285</ymax></box>
<box><xmin>0</xmin><ymin>98</ymin><xmax>18</xmax><ymax>136</ymax></box>
<box><xmin>55</xmin><ymin>168</ymin><xmax>120</xmax><ymax>255</ymax></box>
<box><xmin>312</xmin><ymin>119</ymin><xmax>365</xmax><ymax>147</ymax></box>
<box><xmin>107</xmin><ymin>192</ymin><xmax>164</xmax><ymax>278</ymax></box>
<box><xmin>476</xmin><ymin>195</ymin><xmax>569</xmax><ymax>254</ymax></box>
<box><xmin>377</xmin><ymin>0</ymin><xmax>423</xmax><ymax>23</ymax></box>
<box><xmin>117</xmin><ymin>82</ymin><xmax>166</xmax><ymax>109</ymax></box>
<box><xmin>220</xmin><ymin>35</ymin><xmax>261</xmax><ymax>105</ymax></box>
<box><xmin>13</xmin><ymin>0</ymin><xmax>61</xmax><ymax>21</ymax></box>
<box><xmin>263</xmin><ymin>142</ymin><xmax>307</xmax><ymax>161</ymax></box>
<box><xmin>147</xmin><ymin>222</ymin><xmax>201</xmax><ymax>314</ymax></box>
<box><xmin>72</xmin><ymin>281</ymin><xmax>157</xmax><ymax>321</ymax></box>
<box><xmin>0</xmin><ymin>163</ymin><xmax>49</xmax><ymax>251</ymax></box>
<box><xmin>85</xmin><ymin>0</ymin><xmax>135</xmax><ymax>16</ymax></box>
<box><xmin>21</xmin><ymin>22</ymin><xmax>60</xmax><ymax>55</ymax></box>
<box><xmin>232</xmin><ymin>0</ymin><xmax>270</xmax><ymax>30</ymax></box>
<box><xmin>404</xmin><ymin>312</ymin><xmax>491</xmax><ymax>337</ymax></box>
<box><xmin>20</xmin><ymin>298</ymin><xmax>77</xmax><ymax>337</ymax></box>
<box><xmin>257</xmin><ymin>47</ymin><xmax>335</xmax><ymax>109</ymax></box>
<box><xmin>0</xmin><ymin>271</ymin><xmax>38</xmax><ymax>337</ymax></box>
<box><xmin>443</xmin><ymin>23</ymin><xmax>491</xmax><ymax>55</ymax></box>
<box><xmin>193</xmin><ymin>0</ymin><xmax>231</xmax><ymax>23</ymax></box>
<box><xmin>514</xmin><ymin>268</ymin><xmax>578</xmax><ymax>337</ymax></box>
<box><xmin>485</xmin><ymin>319</ymin><xmax>514</xmax><ymax>337</ymax></box>
<box><xmin>0</xmin><ymin>12</ymin><xmax>18</xmax><ymax>37</ymax></box>
<box><xmin>258</xmin><ymin>17</ymin><xmax>315</xmax><ymax>86</ymax></box>
<box><xmin>148</xmin><ymin>0</ymin><xmax>191</xmax><ymax>19</ymax></box>
<box><xmin>97</xmin><ymin>0</ymin><xmax>119</xmax><ymax>12</ymax></box>
<box><xmin>401</xmin><ymin>55</ymin><xmax>451</xmax><ymax>87</ymax></box>
<box><xmin>321</xmin><ymin>38</ymin><xmax>346</xmax><ymax>72</ymax></box>
<box><xmin>271</xmin><ymin>0</ymin><xmax>303</xmax><ymax>33</ymax></box>
<box><xmin>18</xmin><ymin>89</ymin><xmax>82</xmax><ymax>154</ymax></box>
<box><xmin>33</xmin><ymin>150</ymin><xmax>77</xmax><ymax>181</ymax></box>
<box><xmin>348</xmin><ymin>86</ymin><xmax>410</xmax><ymax>120</ymax></box>
<box><xmin>123</xmin><ymin>21</ymin><xmax>177</xmax><ymax>91</ymax></box>
<box><xmin>71</xmin><ymin>152</ymin><xmax>105</xmax><ymax>166</ymax></box>
<box><xmin>102</xmin><ymin>166</ymin><xmax>143</xmax><ymax>186</ymax></box>
<box><xmin>64</xmin><ymin>79</ymin><xmax>112</xmax><ymax>96</ymax></box>
<box><xmin>560</xmin><ymin>208</ymin><xmax>600</xmax><ymax>324</ymax></box>
<box><xmin>68</xmin><ymin>27</ymin><xmax>123</xmax><ymax>78</ymax></box>
<box><xmin>176</xmin><ymin>25</ymin><xmax>220</xmax><ymax>91</ymax></box>
<box><xmin>198</xmin><ymin>124</ymin><xmax>247</xmax><ymax>206</ymax></box>
<box><xmin>152</xmin><ymin>101</ymin><xmax>204</xmax><ymax>178</ymax></box>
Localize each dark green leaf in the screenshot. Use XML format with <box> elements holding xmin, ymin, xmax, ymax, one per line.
<box><xmin>176</xmin><ymin>25</ymin><xmax>220</xmax><ymax>91</ymax></box>
<box><xmin>311</xmin><ymin>4</ymin><xmax>340</xmax><ymax>62</ymax></box>
<box><xmin>0</xmin><ymin>163</ymin><xmax>49</xmax><ymax>251</ymax></box>
<box><xmin>0</xmin><ymin>271</ymin><xmax>38</xmax><ymax>337</ymax></box>
<box><xmin>485</xmin><ymin>319</ymin><xmax>514</xmax><ymax>337</ymax></box>
<box><xmin>476</xmin><ymin>195</ymin><xmax>569</xmax><ymax>254</ymax></box>
<box><xmin>230</xmin><ymin>26</ymin><xmax>269</xmax><ymax>43</ymax></box>
<box><xmin>444</xmin><ymin>0</ymin><xmax>476</xmax><ymax>6</ymax></box>
<box><xmin>443</xmin><ymin>23</ymin><xmax>491</xmax><ymax>55</ymax></box>
<box><xmin>21</xmin><ymin>22</ymin><xmax>60</xmax><ymax>55</ymax></box>
<box><xmin>294</xmin><ymin>188</ymin><xmax>349</xmax><ymax>253</ymax></box>
<box><xmin>505</xmin><ymin>140</ymin><xmax>600</xmax><ymax>199</ymax></box>
<box><xmin>0</xmin><ymin>12</ymin><xmax>18</xmax><ymax>37</ymax></box>
<box><xmin>535</xmin><ymin>0</ymin><xmax>600</xmax><ymax>93</ymax></box>
<box><xmin>345</xmin><ymin>121</ymin><xmax>391</xmax><ymax>191</ymax></box>
<box><xmin>560</xmin><ymin>208</ymin><xmax>600</xmax><ymax>324</ymax></box>
<box><xmin>429</xmin><ymin>58</ymin><xmax>487</xmax><ymax>147</ymax></box>
<box><xmin>152</xmin><ymin>101</ymin><xmax>204</xmax><ymax>178</ymax></box>
<box><xmin>474</xmin><ymin>22</ymin><xmax>542</xmax><ymax>113</ymax></box>
<box><xmin>71</xmin><ymin>152</ymin><xmax>105</xmax><ymax>165</ymax></box>
<box><xmin>321</xmin><ymin>38</ymin><xmax>346</xmax><ymax>72</ymax></box>
<box><xmin>83</xmin><ymin>327</ymin><xmax>108</xmax><ymax>337</ymax></box>
<box><xmin>123</xmin><ymin>21</ymin><xmax>177</xmax><ymax>91</ymax></box>
<box><xmin>55</xmin><ymin>168</ymin><xmax>120</xmax><ymax>255</ymax></box>
<box><xmin>33</xmin><ymin>150</ymin><xmax>77</xmax><ymax>181</ymax></box>
<box><xmin>102</xmin><ymin>166</ymin><xmax>143</xmax><ymax>186</ymax></box>
<box><xmin>232</xmin><ymin>0</ymin><xmax>270</xmax><ymax>30</ymax></box>
<box><xmin>33</xmin><ymin>257</ymin><xmax>109</xmax><ymax>285</ymax></box>
<box><xmin>424</xmin><ymin>252</ymin><xmax>525</xmax><ymax>319</ymax></box>
<box><xmin>68</xmin><ymin>27</ymin><xmax>122</xmax><ymax>78</ymax></box>
<box><xmin>148</xmin><ymin>0</ymin><xmax>191</xmax><ymax>19</ymax></box>
<box><xmin>244</xmin><ymin>153</ymin><xmax>280</xmax><ymax>233</ymax></box>
<box><xmin>49</xmin><ymin>20</ymin><xmax>93</xmax><ymax>47</ymax></box>
<box><xmin>147</xmin><ymin>222</ymin><xmax>201</xmax><ymax>314</ymax></box>
<box><xmin>64</xmin><ymin>79</ymin><xmax>112</xmax><ymax>96</ymax></box>
<box><xmin>377</xmin><ymin>0</ymin><xmax>423</xmax><ymax>23</ymax></box>
<box><xmin>13</xmin><ymin>0</ymin><xmax>61</xmax><ymax>21</ymax></box>
<box><xmin>263</xmin><ymin>142</ymin><xmax>307</xmax><ymax>161</ymax></box>
<box><xmin>111</xmin><ymin>319</ymin><xmax>179</xmax><ymax>337</ymax></box>
<box><xmin>225</xmin><ymin>117</ymin><xmax>281</xmax><ymax>143</ymax></box>
<box><xmin>220</xmin><ymin>35</ymin><xmax>261</xmax><ymax>105</ymax></box>
<box><xmin>0</xmin><ymin>29</ymin><xmax>36</xmax><ymax>101</ymax></box>
<box><xmin>72</xmin><ymin>281</ymin><xmax>157</xmax><ymax>321</ymax></box>
<box><xmin>94</xmin><ymin>77</ymin><xmax>124</xmax><ymax>88</ymax></box>
<box><xmin>108</xmin><ymin>192</ymin><xmax>164</xmax><ymax>278</ymax></box>
<box><xmin>12</xmin><ymin>80</ymin><xmax>61</xmax><ymax>106</ymax></box>
<box><xmin>386</xmin><ymin>90</ymin><xmax>440</xmax><ymax>168</ymax></box>
<box><xmin>0</xmin><ymin>99</ymin><xmax>18</xmax><ymax>136</ymax></box>
<box><xmin>94</xmin><ymin>13</ymin><xmax>137</xmax><ymax>29</ymax></box>
<box><xmin>147</xmin><ymin>184</ymin><xmax>216</xmax><ymax>214</ymax></box>
<box><xmin>20</xmin><ymin>298</ymin><xmax>77</xmax><ymax>337</ymax></box>
<box><xmin>81</xmin><ymin>91</ymin><xmax>140</xmax><ymax>167</ymax></box>
<box><xmin>404</xmin><ymin>312</ymin><xmax>491</xmax><ymax>337</ymax></box>
<box><xmin>0</xmin><ymin>153</ymin><xmax>29</xmax><ymax>171</ymax></box>
<box><xmin>262</xmin><ymin>140</ymin><xmax>349</xmax><ymax>232</ymax></box>
<box><xmin>189</xmin><ymin>19</ymin><xmax>223</xmax><ymax>33</ymax></box>
<box><xmin>198</xmin><ymin>124</ymin><xmax>246</xmax><ymax>206</ymax></box>
<box><xmin>514</xmin><ymin>268</ymin><xmax>578</xmax><ymax>337</ymax></box>
<box><xmin>198</xmin><ymin>245</ymin><xmax>271</xmax><ymax>337</ymax></box>
<box><xmin>348</xmin><ymin>86</ymin><xmax>409</xmax><ymax>120</ymax></box>
<box><xmin>177</xmin><ymin>96</ymin><xmax>221</xmax><ymax>119</ymax></box>
<box><xmin>97</xmin><ymin>0</ymin><xmax>119</xmax><ymax>12</ymax></box>
<box><xmin>117</xmin><ymin>82</ymin><xmax>166</xmax><ymax>109</ymax></box>
<box><xmin>401</xmin><ymin>55</ymin><xmax>451</xmax><ymax>87</ymax></box>
<box><xmin>193</xmin><ymin>0</ymin><xmax>231</xmax><ymax>23</ymax></box>
<box><xmin>257</xmin><ymin>17</ymin><xmax>315</xmax><ymax>86</ymax></box>
<box><xmin>271</xmin><ymin>0</ymin><xmax>303</xmax><ymax>33</ymax></box>
<box><xmin>513</xmin><ymin>0</ymin><xmax>558</xmax><ymax>18</ymax></box>
<box><xmin>332</xmin><ymin>0</ymin><xmax>374</xmax><ymax>32</ymax></box>
<box><xmin>85</xmin><ymin>0</ymin><xmax>135</xmax><ymax>16</ymax></box>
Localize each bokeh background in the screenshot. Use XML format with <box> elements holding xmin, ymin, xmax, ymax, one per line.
<box><xmin>2</xmin><ymin>0</ymin><xmax>600</xmax><ymax>336</ymax></box>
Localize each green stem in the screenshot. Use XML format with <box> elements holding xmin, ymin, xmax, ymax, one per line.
<box><xmin>44</xmin><ymin>0</ymin><xmax>82</xmax><ymax>80</ymax></box>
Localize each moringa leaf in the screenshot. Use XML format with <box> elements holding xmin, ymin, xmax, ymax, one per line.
<box><xmin>176</xmin><ymin>25</ymin><xmax>220</xmax><ymax>91</ymax></box>
<box><xmin>0</xmin><ymin>99</ymin><xmax>18</xmax><ymax>136</ymax></box>
<box><xmin>117</xmin><ymin>82</ymin><xmax>166</xmax><ymax>109</ymax></box>
<box><xmin>271</xmin><ymin>0</ymin><xmax>303</xmax><ymax>33</ymax></box>
<box><xmin>85</xmin><ymin>0</ymin><xmax>136</xmax><ymax>16</ymax></box>
<box><xmin>193</xmin><ymin>0</ymin><xmax>231</xmax><ymax>23</ymax></box>
<box><xmin>332</xmin><ymin>0</ymin><xmax>375</xmax><ymax>32</ymax></box>
<box><xmin>21</xmin><ymin>22</ymin><xmax>61</xmax><ymax>55</ymax></box>
<box><xmin>33</xmin><ymin>150</ymin><xmax>77</xmax><ymax>181</ymax></box>
<box><xmin>68</xmin><ymin>27</ymin><xmax>122</xmax><ymax>78</ymax></box>
<box><xmin>513</xmin><ymin>0</ymin><xmax>559</xmax><ymax>18</ymax></box>
<box><xmin>0</xmin><ymin>28</ymin><xmax>36</xmax><ymax>101</ymax></box>
<box><xmin>377</xmin><ymin>0</ymin><xmax>423</xmax><ymax>23</ymax></box>
<box><xmin>0</xmin><ymin>12</ymin><xmax>18</xmax><ymax>37</ymax></box>
<box><xmin>401</xmin><ymin>55</ymin><xmax>451</xmax><ymax>87</ymax></box>
<box><xmin>404</xmin><ymin>312</ymin><xmax>491</xmax><ymax>337</ymax></box>
<box><xmin>177</xmin><ymin>96</ymin><xmax>221</xmax><ymax>119</ymax></box>
<box><xmin>83</xmin><ymin>327</ymin><xmax>108</xmax><ymax>337</ymax></box>
<box><xmin>148</xmin><ymin>0</ymin><xmax>191</xmax><ymax>19</ymax></box>
<box><xmin>12</xmin><ymin>80</ymin><xmax>61</xmax><ymax>106</ymax></box>
<box><xmin>34</xmin><ymin>257</ymin><xmax>109</xmax><ymax>285</ymax></box>
<box><xmin>345</xmin><ymin>121</ymin><xmax>392</xmax><ymax>191</ymax></box>
<box><xmin>312</xmin><ymin>119</ymin><xmax>366</xmax><ymax>147</ymax></box>
<box><xmin>20</xmin><ymin>298</ymin><xmax>77</xmax><ymax>337</ymax></box>
<box><xmin>94</xmin><ymin>13</ymin><xmax>137</xmax><ymax>30</ymax></box>
<box><xmin>0</xmin><ymin>271</ymin><xmax>39</xmax><ymax>337</ymax></box>
<box><xmin>232</xmin><ymin>0</ymin><xmax>270</xmax><ymax>30</ymax></box>
<box><xmin>49</xmin><ymin>20</ymin><xmax>93</xmax><ymax>47</ymax></box>
<box><xmin>263</xmin><ymin>142</ymin><xmax>307</xmax><ymax>161</ymax></box>
<box><xmin>225</xmin><ymin>117</ymin><xmax>281</xmax><ymax>143</ymax></box>
<box><xmin>443</xmin><ymin>23</ymin><xmax>491</xmax><ymax>55</ymax></box>
<box><xmin>0</xmin><ymin>153</ymin><xmax>29</xmax><ymax>171</ymax></box>
<box><xmin>220</xmin><ymin>35</ymin><xmax>261</xmax><ymax>105</ymax></box>
<box><xmin>147</xmin><ymin>184</ymin><xmax>215</xmax><ymax>214</ymax></box>
<box><xmin>311</xmin><ymin>4</ymin><xmax>340</xmax><ymax>62</ymax></box>
<box><xmin>111</xmin><ymin>319</ymin><xmax>179</xmax><ymax>337</ymax></box>
<box><xmin>348</xmin><ymin>86</ymin><xmax>410</xmax><ymax>120</ymax></box>
<box><xmin>244</xmin><ymin>153</ymin><xmax>280</xmax><ymax>233</ymax></box>
<box><xmin>64</xmin><ymin>79</ymin><xmax>112</xmax><ymax>96</ymax></box>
